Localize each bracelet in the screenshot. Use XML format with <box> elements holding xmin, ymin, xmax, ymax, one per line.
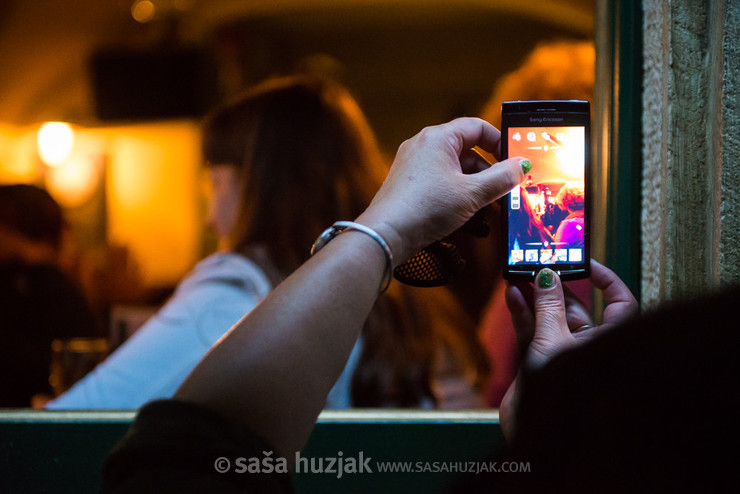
<box><xmin>311</xmin><ymin>221</ymin><xmax>394</xmax><ymax>294</ymax></box>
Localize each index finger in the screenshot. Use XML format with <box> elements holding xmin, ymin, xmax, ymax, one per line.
<box><xmin>444</xmin><ymin>117</ymin><xmax>502</xmax><ymax>158</ymax></box>
<box><xmin>505</xmin><ymin>282</ymin><xmax>535</xmax><ymax>350</ymax></box>
<box><xmin>589</xmin><ymin>259</ymin><xmax>639</xmax><ymax>323</ymax></box>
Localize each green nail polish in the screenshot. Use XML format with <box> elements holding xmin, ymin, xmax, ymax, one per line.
<box><xmin>538</xmin><ymin>268</ymin><xmax>554</xmax><ymax>288</ymax></box>
<box><xmin>521</xmin><ymin>159</ymin><xmax>532</xmax><ymax>174</ymax></box>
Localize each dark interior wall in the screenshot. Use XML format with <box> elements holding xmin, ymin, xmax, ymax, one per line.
<box><xmin>208</xmin><ymin>6</ymin><xmax>592</xmax><ymax>152</ymax></box>
<box><xmin>0</xmin><ymin>1</ymin><xmax>592</xmax><ymax>154</ymax></box>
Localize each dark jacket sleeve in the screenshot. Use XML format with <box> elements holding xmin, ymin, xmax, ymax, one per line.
<box><xmin>102</xmin><ymin>400</ymin><xmax>294</xmax><ymax>494</ymax></box>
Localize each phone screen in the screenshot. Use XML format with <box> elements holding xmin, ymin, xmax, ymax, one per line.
<box><xmin>501</xmin><ymin>101</ymin><xmax>590</xmax><ymax>280</ymax></box>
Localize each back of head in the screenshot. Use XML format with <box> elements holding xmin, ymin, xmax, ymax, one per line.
<box><xmin>481</xmin><ymin>39</ymin><xmax>595</xmax><ymax>128</ymax></box>
<box><xmin>0</xmin><ymin>184</ymin><xmax>64</xmax><ymax>263</ymax></box>
<box><xmin>202</xmin><ymin>75</ymin><xmax>388</xmax><ymax>275</ymax></box>
<box><xmin>554</xmin><ymin>181</ymin><xmax>585</xmax><ymax>212</ymax></box>
<box><xmin>448</xmin><ymin>40</ymin><xmax>594</xmax><ymax>322</ymax></box>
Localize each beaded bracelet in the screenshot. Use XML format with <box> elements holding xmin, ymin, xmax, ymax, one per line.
<box><xmin>311</xmin><ymin>221</ymin><xmax>394</xmax><ymax>294</ymax></box>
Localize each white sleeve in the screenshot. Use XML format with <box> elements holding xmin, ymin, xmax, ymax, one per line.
<box><xmin>46</xmin><ymin>278</ymin><xmax>264</xmax><ymax>410</ymax></box>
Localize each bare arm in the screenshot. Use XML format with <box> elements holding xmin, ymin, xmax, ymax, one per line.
<box><xmin>175</xmin><ymin>118</ymin><xmax>527</xmax><ymax>457</ymax></box>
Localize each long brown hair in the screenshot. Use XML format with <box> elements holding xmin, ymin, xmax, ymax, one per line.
<box><xmin>202</xmin><ymin>75</ymin><xmax>386</xmax><ymax>275</ymax></box>
<box><xmin>202</xmin><ymin>76</ymin><xmax>488</xmax><ymax>407</ymax></box>
<box><xmin>355</xmin><ymin>284</ymin><xmax>489</xmax><ymax>407</ymax></box>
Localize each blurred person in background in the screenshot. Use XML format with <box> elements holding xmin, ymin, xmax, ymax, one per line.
<box><xmin>552</xmin><ymin>181</ymin><xmax>586</xmax><ymax>248</ymax></box>
<box><xmin>476</xmin><ymin>39</ymin><xmax>595</xmax><ymax>406</ymax></box>
<box><xmin>48</xmin><ymin>75</ymin><xmax>488</xmax><ymax>410</ymax></box>
<box><xmin>0</xmin><ymin>184</ymin><xmax>99</xmax><ymax>407</ymax></box>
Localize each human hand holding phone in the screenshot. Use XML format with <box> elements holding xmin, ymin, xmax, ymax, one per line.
<box><xmin>499</xmin><ymin>260</ymin><xmax>638</xmax><ymax>439</ymax></box>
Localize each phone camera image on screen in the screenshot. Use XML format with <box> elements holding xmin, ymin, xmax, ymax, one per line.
<box><xmin>508</xmin><ymin>125</ymin><xmax>585</xmax><ymax>264</ymax></box>
<box><xmin>501</xmin><ymin>101</ymin><xmax>590</xmax><ymax>281</ymax></box>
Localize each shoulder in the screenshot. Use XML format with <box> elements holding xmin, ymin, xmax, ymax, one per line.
<box><xmin>0</xmin><ymin>262</ymin><xmax>97</xmax><ymax>336</ymax></box>
<box><xmin>178</xmin><ymin>252</ymin><xmax>273</xmax><ymax>297</ymax></box>
<box><xmin>162</xmin><ymin>253</ymin><xmax>274</xmax><ymax>344</ymax></box>
<box><xmin>0</xmin><ymin>262</ymin><xmax>78</xmax><ymax>292</ymax></box>
<box><xmin>558</xmin><ymin>214</ymin><xmax>584</xmax><ymax>231</ymax></box>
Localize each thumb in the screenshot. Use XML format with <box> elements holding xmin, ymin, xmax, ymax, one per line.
<box><xmin>527</xmin><ymin>268</ymin><xmax>572</xmax><ymax>369</ymax></box>
<box><xmin>472</xmin><ymin>157</ymin><xmax>528</xmax><ymax>205</ymax></box>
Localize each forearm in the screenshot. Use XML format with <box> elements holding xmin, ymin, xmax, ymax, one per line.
<box><xmin>175</xmin><ymin>117</ymin><xmax>526</xmax><ymax>459</ymax></box>
<box><xmin>174</xmin><ymin>229</ymin><xmax>386</xmax><ymax>457</ymax></box>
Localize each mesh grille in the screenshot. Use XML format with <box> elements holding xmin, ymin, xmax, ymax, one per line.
<box><xmin>393</xmin><ymin>241</ymin><xmax>466</xmax><ymax>287</ymax></box>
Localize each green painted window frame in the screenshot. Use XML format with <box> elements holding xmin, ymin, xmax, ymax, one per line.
<box><xmin>595</xmin><ymin>0</ymin><xmax>643</xmax><ymax>301</ymax></box>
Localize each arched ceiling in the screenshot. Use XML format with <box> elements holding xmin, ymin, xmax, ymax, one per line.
<box><xmin>0</xmin><ymin>0</ymin><xmax>593</xmax><ymax>148</ymax></box>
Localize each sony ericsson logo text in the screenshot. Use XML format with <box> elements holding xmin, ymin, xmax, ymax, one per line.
<box><xmin>529</xmin><ymin>116</ymin><xmax>565</xmax><ymax>123</ymax></box>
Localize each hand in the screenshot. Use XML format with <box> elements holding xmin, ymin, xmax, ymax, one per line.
<box><xmin>499</xmin><ymin>260</ymin><xmax>638</xmax><ymax>438</ymax></box>
<box><xmin>356</xmin><ymin>117</ymin><xmax>528</xmax><ymax>264</ymax></box>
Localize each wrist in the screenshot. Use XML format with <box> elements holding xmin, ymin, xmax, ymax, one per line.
<box><xmin>353</xmin><ymin>212</ymin><xmax>418</xmax><ymax>266</ymax></box>
<box><xmin>311</xmin><ymin>221</ymin><xmax>394</xmax><ymax>293</ymax></box>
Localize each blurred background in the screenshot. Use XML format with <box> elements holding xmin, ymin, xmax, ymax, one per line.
<box><xmin>0</xmin><ymin>0</ymin><xmax>593</xmax><ymax>352</ymax></box>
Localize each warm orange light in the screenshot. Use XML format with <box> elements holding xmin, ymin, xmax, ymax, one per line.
<box><xmin>45</xmin><ymin>154</ymin><xmax>101</xmax><ymax>208</ymax></box>
<box><xmin>106</xmin><ymin>121</ymin><xmax>202</xmax><ymax>287</ymax></box>
<box><xmin>131</xmin><ymin>0</ymin><xmax>156</xmax><ymax>23</ymax></box>
<box><xmin>0</xmin><ymin>125</ymin><xmax>42</xmax><ymax>183</ymax></box>
<box><xmin>37</xmin><ymin>122</ymin><xmax>74</xmax><ymax>167</ymax></box>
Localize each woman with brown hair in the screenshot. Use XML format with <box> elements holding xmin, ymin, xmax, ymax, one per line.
<box><xmin>49</xmin><ymin>75</ymin><xmax>487</xmax><ymax>409</ymax></box>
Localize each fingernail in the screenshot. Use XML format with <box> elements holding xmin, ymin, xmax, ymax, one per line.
<box><xmin>538</xmin><ymin>268</ymin><xmax>554</xmax><ymax>289</ymax></box>
<box><xmin>521</xmin><ymin>159</ymin><xmax>532</xmax><ymax>174</ymax></box>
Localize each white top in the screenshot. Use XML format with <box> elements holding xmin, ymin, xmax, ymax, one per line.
<box><xmin>46</xmin><ymin>251</ymin><xmax>479</xmax><ymax>410</ymax></box>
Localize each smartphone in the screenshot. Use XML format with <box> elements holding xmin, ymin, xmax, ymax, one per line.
<box><xmin>501</xmin><ymin>100</ymin><xmax>591</xmax><ymax>281</ymax></box>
